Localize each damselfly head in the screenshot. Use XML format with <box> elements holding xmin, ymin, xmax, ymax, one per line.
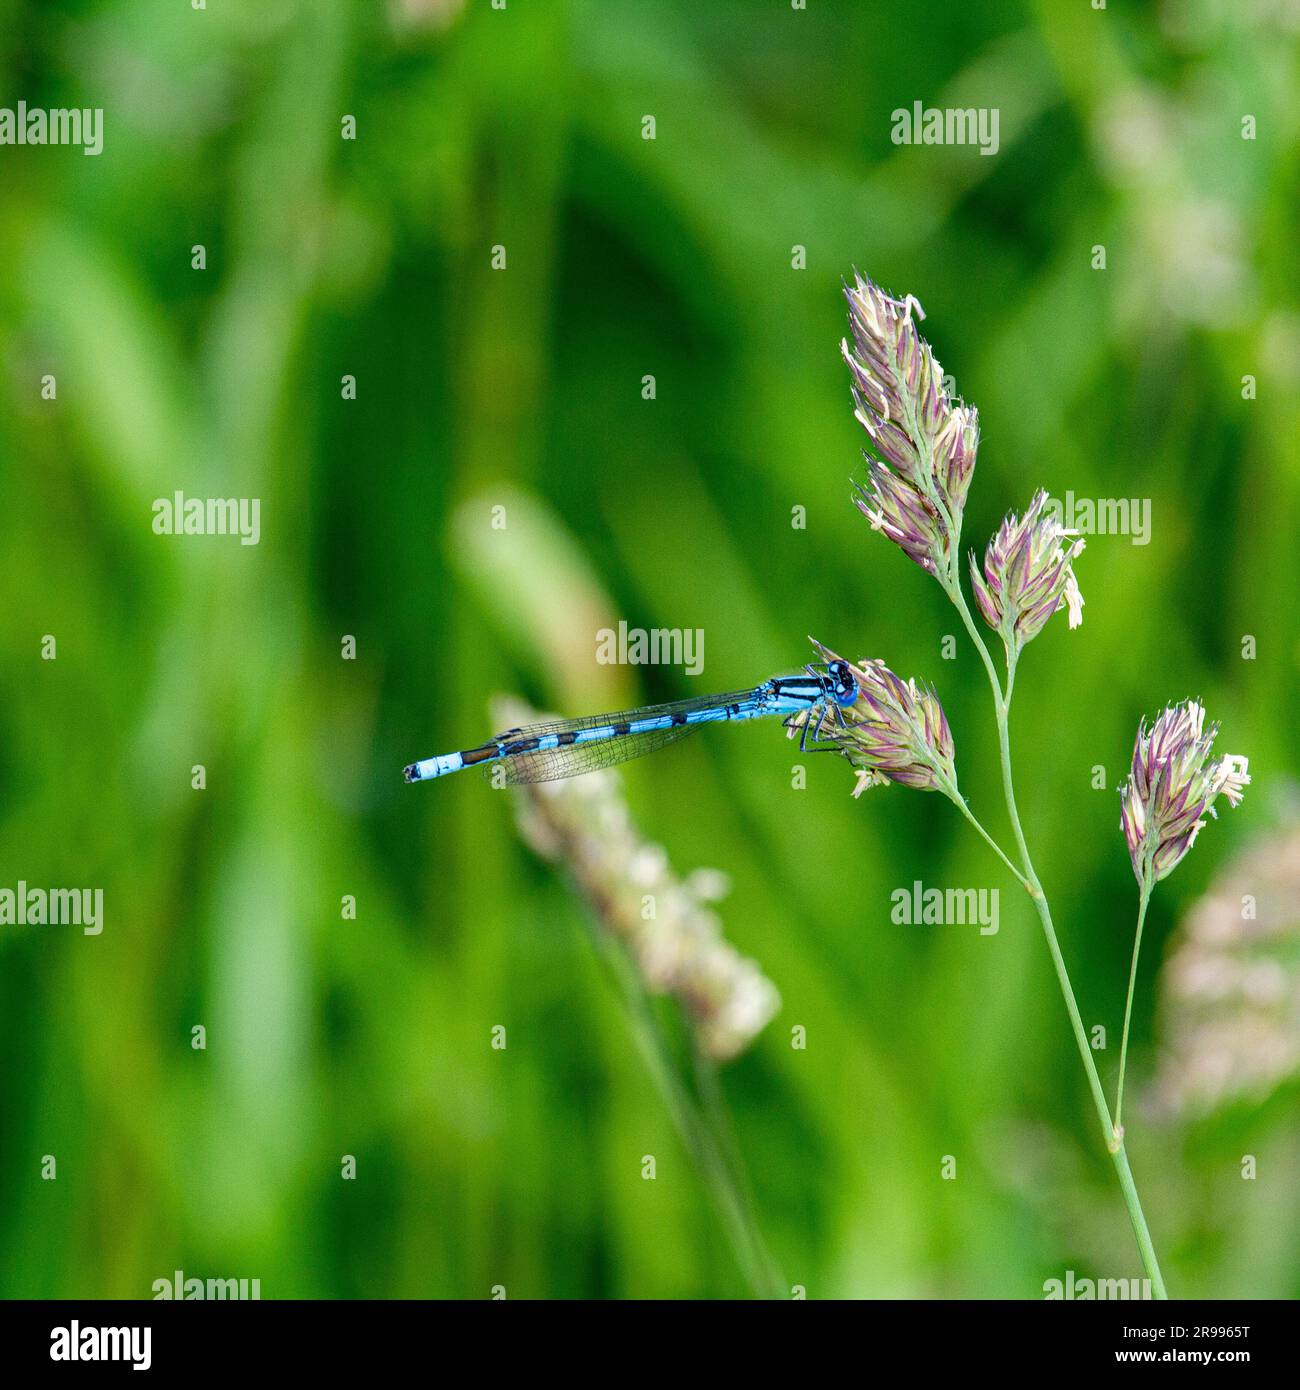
<box><xmin>829</xmin><ymin>659</ymin><xmax>858</xmax><ymax>707</ymax></box>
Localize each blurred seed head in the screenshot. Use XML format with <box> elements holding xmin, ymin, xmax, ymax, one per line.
<box><xmin>969</xmin><ymin>489</ymin><xmax>1086</xmax><ymax>657</ymax></box>
<box><xmin>496</xmin><ymin>698</ymin><xmax>779</xmax><ymax>1062</ymax></box>
<box><xmin>1118</xmin><ymin>699</ymin><xmax>1250</xmax><ymax>886</ymax></box>
<box><xmin>1154</xmin><ymin>818</ymin><xmax>1300</xmax><ymax>1118</ymax></box>
<box><xmin>389</xmin><ymin>0</ymin><xmax>466</xmax><ymax>34</ymax></box>
<box><xmin>798</xmin><ymin>642</ymin><xmax>957</xmax><ymax>797</ymax></box>
<box><xmin>1093</xmin><ymin>86</ymin><xmax>1175</xmax><ymax>189</ymax></box>
<box><xmin>842</xmin><ymin>272</ymin><xmax>979</xmax><ymax>579</ymax></box>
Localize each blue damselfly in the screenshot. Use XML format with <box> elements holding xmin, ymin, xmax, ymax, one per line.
<box><xmin>403</xmin><ymin>659</ymin><xmax>860</xmax><ymax>785</ymax></box>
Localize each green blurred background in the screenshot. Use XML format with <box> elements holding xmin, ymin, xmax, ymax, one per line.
<box><xmin>1</xmin><ymin>0</ymin><xmax>1297</xmax><ymax>1299</ymax></box>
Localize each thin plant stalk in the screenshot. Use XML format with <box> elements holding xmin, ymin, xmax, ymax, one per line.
<box><xmin>942</xmin><ymin>783</ymin><xmax>1035</xmax><ymax>892</ymax></box>
<box><xmin>943</xmin><ymin>574</ymin><xmax>1169</xmax><ymax>1300</ymax></box>
<box><xmin>691</xmin><ymin>1046</ymin><xmax>785</xmax><ymax>1296</ymax></box>
<box><xmin>586</xmin><ymin>921</ymin><xmax>785</xmax><ymax>1299</ymax></box>
<box><xmin>1115</xmin><ymin>880</ymin><xmax>1152</xmax><ymax>1133</ymax></box>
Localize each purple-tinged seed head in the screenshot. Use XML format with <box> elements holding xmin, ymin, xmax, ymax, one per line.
<box><xmin>1119</xmin><ymin>699</ymin><xmax>1250</xmax><ymax>885</ymax></box>
<box><xmin>802</xmin><ymin>640</ymin><xmax>957</xmax><ymax>797</ymax></box>
<box><xmin>842</xmin><ymin>272</ymin><xmax>979</xmax><ymax>581</ymax></box>
<box><xmin>971</xmin><ymin>489</ymin><xmax>1086</xmax><ymax>657</ymax></box>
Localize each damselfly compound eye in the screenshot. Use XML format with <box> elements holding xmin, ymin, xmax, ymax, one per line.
<box><xmin>829</xmin><ymin>660</ymin><xmax>856</xmax><ymax>703</ymax></box>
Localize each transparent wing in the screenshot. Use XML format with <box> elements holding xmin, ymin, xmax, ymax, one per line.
<box><xmin>497</xmin><ymin>723</ymin><xmax>703</xmax><ymax>785</ymax></box>
<box><xmin>492</xmin><ymin>688</ymin><xmax>763</xmax><ymax>741</ymax></box>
